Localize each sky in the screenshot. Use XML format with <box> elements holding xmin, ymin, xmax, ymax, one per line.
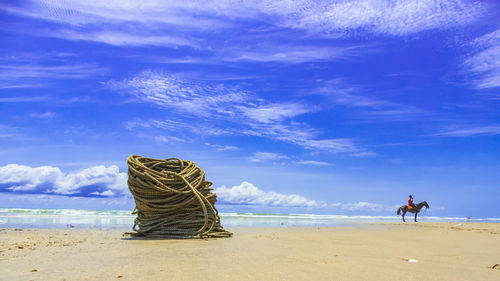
<box><xmin>0</xmin><ymin>0</ymin><xmax>499</xmax><ymax>218</ymax></box>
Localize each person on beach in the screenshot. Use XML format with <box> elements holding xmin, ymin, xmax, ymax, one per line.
<box><xmin>408</xmin><ymin>195</ymin><xmax>416</xmax><ymax>209</ymax></box>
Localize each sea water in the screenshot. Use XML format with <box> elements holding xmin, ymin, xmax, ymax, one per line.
<box><xmin>1</xmin><ymin>208</ymin><xmax>499</xmax><ymax>229</ymax></box>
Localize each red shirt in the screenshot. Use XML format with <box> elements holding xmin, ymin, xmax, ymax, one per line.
<box><xmin>408</xmin><ymin>198</ymin><xmax>413</xmax><ymax>206</ymax></box>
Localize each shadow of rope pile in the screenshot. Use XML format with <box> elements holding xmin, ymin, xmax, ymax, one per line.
<box><xmin>127</xmin><ymin>155</ymin><xmax>232</xmax><ymax>238</ymax></box>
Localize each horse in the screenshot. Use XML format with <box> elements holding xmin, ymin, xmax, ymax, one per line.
<box><xmin>396</xmin><ymin>201</ymin><xmax>429</xmax><ymax>222</ymax></box>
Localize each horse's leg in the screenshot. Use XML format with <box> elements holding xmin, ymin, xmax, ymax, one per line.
<box><xmin>414</xmin><ymin>212</ymin><xmax>418</xmax><ymax>222</ymax></box>
<box><xmin>402</xmin><ymin>211</ymin><xmax>406</xmax><ymax>222</ymax></box>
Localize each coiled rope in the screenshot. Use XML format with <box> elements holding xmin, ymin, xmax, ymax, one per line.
<box><xmin>127</xmin><ymin>155</ymin><xmax>232</xmax><ymax>238</ymax></box>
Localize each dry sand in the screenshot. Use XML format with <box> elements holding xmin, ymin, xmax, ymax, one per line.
<box><xmin>1</xmin><ymin>223</ymin><xmax>499</xmax><ymax>281</ymax></box>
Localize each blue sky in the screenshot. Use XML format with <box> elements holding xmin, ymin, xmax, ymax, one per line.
<box><xmin>0</xmin><ymin>0</ymin><xmax>499</xmax><ymax>217</ymax></box>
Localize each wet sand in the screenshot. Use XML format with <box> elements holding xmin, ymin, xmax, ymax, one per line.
<box><xmin>1</xmin><ymin>223</ymin><xmax>499</xmax><ymax>280</ymax></box>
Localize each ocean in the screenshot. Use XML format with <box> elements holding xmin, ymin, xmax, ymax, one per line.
<box><xmin>1</xmin><ymin>208</ymin><xmax>499</xmax><ymax>229</ymax></box>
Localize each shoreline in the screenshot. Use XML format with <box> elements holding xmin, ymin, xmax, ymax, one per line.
<box><xmin>2</xmin><ymin>207</ymin><xmax>499</xmax><ymax>230</ymax></box>
<box><xmin>1</xmin><ymin>222</ymin><xmax>499</xmax><ymax>280</ymax></box>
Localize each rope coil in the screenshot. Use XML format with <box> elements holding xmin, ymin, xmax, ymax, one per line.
<box><xmin>127</xmin><ymin>155</ymin><xmax>232</xmax><ymax>238</ymax></box>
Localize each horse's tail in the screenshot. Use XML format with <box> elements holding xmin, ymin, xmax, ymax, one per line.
<box><xmin>397</xmin><ymin>207</ymin><xmax>401</xmax><ymax>215</ymax></box>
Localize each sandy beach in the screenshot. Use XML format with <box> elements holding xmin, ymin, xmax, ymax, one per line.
<box><xmin>1</xmin><ymin>223</ymin><xmax>499</xmax><ymax>281</ymax></box>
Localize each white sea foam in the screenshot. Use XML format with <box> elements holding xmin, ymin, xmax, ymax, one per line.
<box><xmin>0</xmin><ymin>208</ymin><xmax>499</xmax><ymax>229</ymax></box>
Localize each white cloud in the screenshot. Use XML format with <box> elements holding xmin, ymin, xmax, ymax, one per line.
<box><xmin>27</xmin><ymin>112</ymin><xmax>56</xmax><ymax>119</ymax></box>
<box><xmin>2</xmin><ymin>0</ymin><xmax>485</xmax><ymax>49</ymax></box>
<box><xmin>350</xmin><ymin>151</ymin><xmax>378</xmax><ymax>157</ymax></box>
<box><xmin>215</xmin><ymin>181</ymin><xmax>325</xmax><ymax>207</ymax></box>
<box><xmin>155</xmin><ymin>135</ymin><xmax>186</xmax><ymax>144</ymax></box>
<box><xmin>125</xmin><ymin>117</ymin><xmax>363</xmax><ymax>154</ymax></box>
<box><xmin>205</xmin><ymin>143</ymin><xmax>239</xmax><ymax>151</ymax></box>
<box><xmin>270</xmin><ymin>0</ymin><xmax>485</xmax><ymax>36</ymax></box>
<box><xmin>57</xmin><ymin>29</ymin><xmax>196</xmax><ymax>47</ymax></box>
<box><xmin>333</xmin><ymin>201</ymin><xmax>397</xmax><ymax>211</ymax></box>
<box><xmin>435</xmin><ymin>125</ymin><xmax>500</xmax><ymax>137</ymax></box>
<box><xmin>125</xmin><ymin>118</ymin><xmax>239</xmax><ymax>137</ymax></box>
<box><xmin>0</xmin><ymin>134</ymin><xmax>22</xmax><ymax>139</ymax></box>
<box><xmin>107</xmin><ymin>70</ymin><xmax>250</xmax><ymax>117</ymax></box>
<box><xmin>90</xmin><ymin>190</ymin><xmax>115</xmax><ymax>197</ymax></box>
<box><xmin>0</xmin><ymin>64</ymin><xmax>106</xmax><ymax>80</ymax></box>
<box><xmin>464</xmin><ymin>29</ymin><xmax>500</xmax><ymax>89</ymax></box>
<box><xmin>0</xmin><ymin>96</ymin><xmax>51</xmax><ymax>103</ymax></box>
<box><xmin>226</xmin><ymin>44</ymin><xmax>365</xmax><ymax>63</ymax></box>
<box><xmin>117</xmin><ymin>71</ymin><xmax>365</xmax><ymax>154</ymax></box>
<box><xmin>0</xmin><ymin>83</ymin><xmax>47</xmax><ymax>89</ymax></box>
<box><xmin>243</xmin><ymin>121</ymin><xmax>363</xmax><ymax>153</ymax></box>
<box><xmin>3</xmin><ymin>0</ymin><xmax>230</xmax><ymax>29</ymax></box>
<box><xmin>0</xmin><ymin>53</ymin><xmax>105</xmax><ymax>88</ymax></box>
<box><xmin>314</xmin><ymin>79</ymin><xmax>384</xmax><ymax>107</ymax></box>
<box><xmin>243</xmin><ymin>121</ymin><xmax>319</xmax><ymax>140</ymax></box>
<box><xmin>312</xmin><ymin>79</ymin><xmax>425</xmax><ymax>121</ymax></box>
<box><xmin>361</xmin><ymin>108</ymin><xmax>423</xmax><ymax>118</ymax></box>
<box><xmin>0</xmin><ymin>164</ymin><xmax>127</xmax><ymax>197</ymax></box>
<box><xmin>296</xmin><ymin>160</ymin><xmax>331</xmax><ymax>166</ymax></box>
<box><xmin>250</xmin><ymin>152</ymin><xmax>289</xmax><ymax>163</ymax></box>
<box><xmin>298</xmin><ymin>138</ymin><xmax>359</xmax><ymax>153</ymax></box>
<box><xmin>241</xmin><ymin>103</ymin><xmax>312</xmax><ymax>123</ymax></box>
<box><xmin>0</xmin><ymin>125</ymin><xmax>28</xmax><ymax>140</ymax></box>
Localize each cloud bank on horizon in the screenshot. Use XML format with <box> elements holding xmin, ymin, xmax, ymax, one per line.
<box><xmin>0</xmin><ymin>163</ymin><xmax>397</xmax><ymax>212</ymax></box>
<box><xmin>0</xmin><ymin>0</ymin><xmax>499</xmax><ymax>216</ymax></box>
<box><xmin>0</xmin><ymin>164</ymin><xmax>127</xmax><ymax>197</ymax></box>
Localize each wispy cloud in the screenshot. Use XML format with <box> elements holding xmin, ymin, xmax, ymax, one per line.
<box><xmin>2</xmin><ymin>0</ymin><xmax>486</xmax><ymax>50</ymax></box>
<box><xmin>150</xmin><ymin>43</ymin><xmax>372</xmax><ymax>64</ymax></box>
<box><xmin>243</xmin><ymin>121</ymin><xmax>366</xmax><ymax>154</ymax></box>
<box><xmin>205</xmin><ymin>143</ymin><xmax>239</xmax><ymax>151</ymax></box>
<box><xmin>0</xmin><ymin>134</ymin><xmax>23</xmax><ymax>139</ymax></box>
<box><xmin>0</xmin><ymin>62</ymin><xmax>106</xmax><ymax>93</ymax></box>
<box><xmin>332</xmin><ymin>201</ymin><xmax>398</xmax><ymax>211</ymax></box>
<box><xmin>56</xmin><ymin>29</ymin><xmax>197</xmax><ymax>47</ymax></box>
<box><xmin>27</xmin><ymin>112</ymin><xmax>56</xmax><ymax>119</ymax></box>
<box><xmin>0</xmin><ymin>53</ymin><xmax>104</xmax><ymax>88</ymax></box>
<box><xmin>224</xmin><ymin>44</ymin><xmax>367</xmax><ymax>63</ymax></box>
<box><xmin>155</xmin><ymin>135</ymin><xmax>186</xmax><ymax>144</ymax></box>
<box><xmin>1</xmin><ymin>1</ymin><xmax>218</xmax><ymax>49</ymax></box>
<box><xmin>129</xmin><ymin>118</ymin><xmax>364</xmax><ymax>154</ymax></box>
<box><xmin>115</xmin><ymin>70</ymin><xmax>365</xmax><ymax>154</ymax></box>
<box><xmin>0</xmin><ymin>125</ymin><xmax>38</xmax><ymax>141</ymax></box>
<box><xmin>0</xmin><ymin>96</ymin><xmax>51</xmax><ymax>103</ymax></box>
<box><xmin>358</xmin><ymin>108</ymin><xmax>426</xmax><ymax>123</ymax></box>
<box><xmin>0</xmin><ymin>83</ymin><xmax>47</xmax><ymax>89</ymax></box>
<box><xmin>107</xmin><ymin>70</ymin><xmax>250</xmax><ymax>117</ymax></box>
<box><xmin>296</xmin><ymin>160</ymin><xmax>331</xmax><ymax>166</ymax></box>
<box><xmin>314</xmin><ymin>79</ymin><xmax>389</xmax><ymax>108</ymax></box>
<box><xmin>250</xmin><ymin>152</ymin><xmax>289</xmax><ymax>163</ymax></box>
<box><xmin>240</xmin><ymin>103</ymin><xmax>313</xmax><ymax>123</ymax></box>
<box><xmin>0</xmin><ymin>64</ymin><xmax>106</xmax><ymax>80</ymax></box>
<box><xmin>350</xmin><ymin>151</ymin><xmax>379</xmax><ymax>157</ymax></box>
<box><xmin>464</xmin><ymin>29</ymin><xmax>500</xmax><ymax>89</ymax></box>
<box><xmin>272</xmin><ymin>0</ymin><xmax>485</xmax><ymax>36</ymax></box>
<box><xmin>215</xmin><ymin>181</ymin><xmax>326</xmax><ymax>208</ymax></box>
<box><xmin>0</xmin><ymin>164</ymin><xmax>127</xmax><ymax>197</ymax></box>
<box><xmin>435</xmin><ymin>125</ymin><xmax>500</xmax><ymax>137</ymax></box>
<box><xmin>125</xmin><ymin>119</ymin><xmax>239</xmax><ymax>137</ymax></box>
<box><xmin>298</xmin><ymin>138</ymin><xmax>359</xmax><ymax>153</ymax></box>
<box><xmin>312</xmin><ymin>79</ymin><xmax>425</xmax><ymax>121</ymax></box>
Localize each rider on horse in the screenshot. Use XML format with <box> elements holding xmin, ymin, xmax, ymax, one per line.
<box><xmin>398</xmin><ymin>196</ymin><xmax>429</xmax><ymax>222</ymax></box>
<box><xmin>408</xmin><ymin>195</ymin><xmax>416</xmax><ymax>210</ymax></box>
